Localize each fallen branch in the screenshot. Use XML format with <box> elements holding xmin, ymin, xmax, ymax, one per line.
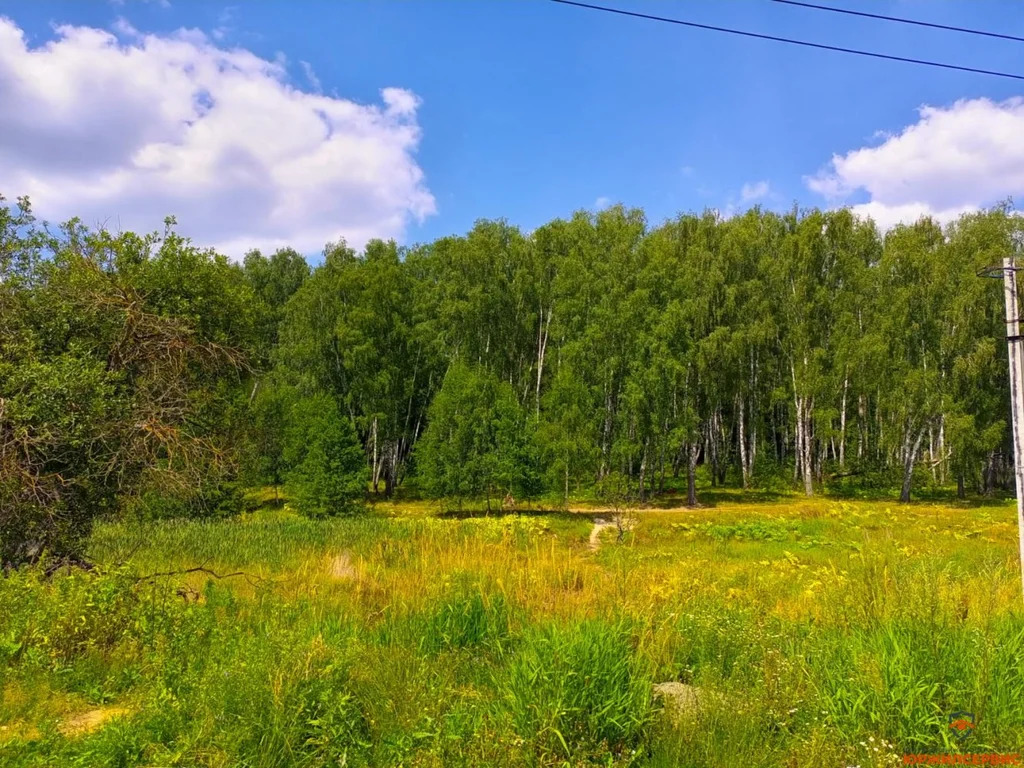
<box><xmin>134</xmin><ymin>565</ymin><xmax>248</xmax><ymax>582</ymax></box>
<box><xmin>131</xmin><ymin>562</ymin><xmax>271</xmax><ymax>590</ymax></box>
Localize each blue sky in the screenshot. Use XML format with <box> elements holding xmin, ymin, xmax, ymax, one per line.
<box><xmin>1</xmin><ymin>0</ymin><xmax>1023</xmax><ymax>255</ymax></box>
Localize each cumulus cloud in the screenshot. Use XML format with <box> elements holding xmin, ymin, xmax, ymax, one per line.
<box><xmin>594</xmin><ymin>196</ymin><xmax>611</xmax><ymax>209</ymax></box>
<box><xmin>806</xmin><ymin>97</ymin><xmax>1024</xmax><ymax>230</ymax></box>
<box><xmin>0</xmin><ymin>16</ymin><xmax>435</xmax><ymax>255</ymax></box>
<box><xmin>740</xmin><ymin>180</ymin><xmax>770</xmax><ymax>202</ymax></box>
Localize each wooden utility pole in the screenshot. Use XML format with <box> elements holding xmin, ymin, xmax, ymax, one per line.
<box><xmin>982</xmin><ymin>236</ymin><xmax>1024</xmax><ymax>600</ymax></box>
<box><xmin>1001</xmin><ymin>253</ymin><xmax>1024</xmax><ymax>599</ymax></box>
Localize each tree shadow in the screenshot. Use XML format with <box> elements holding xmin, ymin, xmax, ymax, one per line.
<box><xmin>437</xmin><ymin>506</ymin><xmax>615</xmax><ymax>524</ymax></box>
<box><xmin>824</xmin><ymin>485</ymin><xmax>1014</xmax><ymax>508</ymax></box>
<box><xmin>636</xmin><ymin>488</ymin><xmax>790</xmax><ymax>509</ymax></box>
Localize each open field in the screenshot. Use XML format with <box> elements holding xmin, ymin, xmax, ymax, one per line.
<box><xmin>2</xmin><ymin>494</ymin><xmax>1024</xmax><ymax>767</ymax></box>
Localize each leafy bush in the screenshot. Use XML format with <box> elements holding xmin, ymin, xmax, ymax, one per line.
<box><xmin>671</xmin><ymin>519</ymin><xmax>797</xmax><ymax>542</ymax></box>
<box><xmin>126</xmin><ymin>482</ymin><xmax>245</xmax><ymax>521</ymax></box>
<box><xmin>0</xmin><ymin>566</ymin><xmax>143</xmax><ymax>672</ymax></box>
<box><xmin>416</xmin><ymin>362</ymin><xmax>540</xmax><ymax>507</ymax></box>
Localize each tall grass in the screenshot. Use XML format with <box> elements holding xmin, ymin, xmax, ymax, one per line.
<box><xmin>2</xmin><ymin>498</ymin><xmax>1023</xmax><ymax>766</ymax></box>
<box><xmin>503</xmin><ymin>619</ymin><xmax>654</xmax><ymax>763</ymax></box>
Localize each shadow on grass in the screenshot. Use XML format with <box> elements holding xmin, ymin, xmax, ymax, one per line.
<box><xmin>642</xmin><ymin>488</ymin><xmax>791</xmax><ymax>509</ymax></box>
<box><xmin>437</xmin><ymin>506</ymin><xmax>604</xmax><ymax>524</ymax></box>
<box><xmin>824</xmin><ymin>485</ymin><xmax>1014</xmax><ymax>508</ymax></box>
<box><xmin>428</xmin><ymin>485</ymin><xmax>1007</xmax><ymax>517</ymax></box>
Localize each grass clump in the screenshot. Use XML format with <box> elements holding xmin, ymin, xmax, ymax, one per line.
<box><xmin>501</xmin><ymin>620</ymin><xmax>654</xmax><ymax>764</ymax></box>
<box><xmin>421</xmin><ymin>587</ymin><xmax>512</xmax><ymax>654</ymax></box>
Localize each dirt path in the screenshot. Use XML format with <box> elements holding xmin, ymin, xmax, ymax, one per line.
<box><xmin>588</xmin><ymin>518</ymin><xmax>619</xmax><ymax>550</ymax></box>
<box><xmin>59</xmin><ymin>706</ymin><xmax>131</xmax><ymax>736</ymax></box>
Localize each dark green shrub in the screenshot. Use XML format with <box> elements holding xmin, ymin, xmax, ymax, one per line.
<box><xmin>283</xmin><ymin>394</ymin><xmax>367</xmax><ymax>517</ymax></box>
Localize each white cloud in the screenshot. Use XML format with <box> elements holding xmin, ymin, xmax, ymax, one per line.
<box><xmin>211</xmin><ymin>5</ymin><xmax>236</xmax><ymax>41</ymax></box>
<box><xmin>806</xmin><ymin>97</ymin><xmax>1024</xmax><ymax>229</ymax></box>
<box><xmin>111</xmin><ymin>17</ymin><xmax>138</xmax><ymax>37</ymax></box>
<box><xmin>300</xmin><ymin>60</ymin><xmax>321</xmax><ymax>93</ymax></box>
<box><xmin>594</xmin><ymin>196</ymin><xmax>611</xmax><ymax>209</ymax></box>
<box><xmin>110</xmin><ymin>0</ymin><xmax>172</xmax><ymax>8</ymax></box>
<box><xmin>0</xmin><ymin>16</ymin><xmax>435</xmax><ymax>256</ymax></box>
<box><xmin>740</xmin><ymin>180</ymin><xmax>770</xmax><ymax>202</ymax></box>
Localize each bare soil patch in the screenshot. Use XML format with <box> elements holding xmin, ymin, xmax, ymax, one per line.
<box><xmin>59</xmin><ymin>706</ymin><xmax>131</xmax><ymax>736</ymax></box>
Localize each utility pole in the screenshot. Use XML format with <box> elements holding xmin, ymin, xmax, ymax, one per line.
<box><xmin>1003</xmin><ymin>253</ymin><xmax>1024</xmax><ymax>599</ymax></box>
<box><xmin>982</xmin><ymin>229</ymin><xmax>1024</xmax><ymax>599</ymax></box>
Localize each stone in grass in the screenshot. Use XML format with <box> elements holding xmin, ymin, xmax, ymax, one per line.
<box><xmin>652</xmin><ymin>682</ymin><xmax>704</xmax><ymax>719</ymax></box>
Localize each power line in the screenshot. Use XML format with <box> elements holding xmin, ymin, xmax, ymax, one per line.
<box><xmin>549</xmin><ymin>0</ymin><xmax>1024</xmax><ymax>81</ymax></box>
<box><xmin>771</xmin><ymin>0</ymin><xmax>1024</xmax><ymax>45</ymax></box>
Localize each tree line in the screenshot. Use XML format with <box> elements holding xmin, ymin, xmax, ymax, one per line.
<box><xmin>1</xmin><ymin>192</ymin><xmax>1020</xmax><ymax>564</ymax></box>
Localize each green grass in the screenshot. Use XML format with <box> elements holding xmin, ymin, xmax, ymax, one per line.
<box><xmin>1</xmin><ymin>495</ymin><xmax>1023</xmax><ymax>766</ymax></box>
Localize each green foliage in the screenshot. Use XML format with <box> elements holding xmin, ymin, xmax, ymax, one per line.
<box><xmin>125</xmin><ymin>481</ymin><xmax>246</xmax><ymax>521</ymax></box>
<box><xmin>276</xmin><ymin>238</ymin><xmax>437</xmax><ymax>497</ymax></box>
<box><xmin>0</xmin><ymin>353</ymin><xmax>125</xmax><ymax>561</ymax></box>
<box><xmin>0</xmin><ymin>200</ymin><xmax>253</xmax><ymax>564</ymax></box>
<box><xmin>680</xmin><ymin>519</ymin><xmax>799</xmax><ymax>542</ymax></box>
<box><xmin>283</xmin><ymin>394</ymin><xmax>367</xmax><ymax>516</ymax></box>
<box><xmin>808</xmin><ymin>618</ymin><xmax>1024</xmax><ymax>750</ymax></box>
<box><xmin>538</xmin><ymin>366</ymin><xmax>600</xmax><ymax>504</ymax></box>
<box><xmin>417</xmin><ymin>362</ymin><xmax>540</xmax><ymax>505</ymax></box>
<box><xmin>242</xmin><ymin>246</ymin><xmax>310</xmax><ymax>360</ymax></box>
<box><xmin>240</xmin><ymin>378</ymin><xmax>294</xmax><ymax>490</ymax></box>
<box><xmin>5</xmin><ymin>189</ymin><xmax>1024</xmax><ymax>565</ymax></box>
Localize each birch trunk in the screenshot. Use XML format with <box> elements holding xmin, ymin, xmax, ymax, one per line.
<box><xmin>899</xmin><ymin>424</ymin><xmax>926</xmax><ymax>503</ymax></box>
<box><xmin>371</xmin><ymin>417</ymin><xmax>380</xmax><ymax>494</ymax></box>
<box><xmin>858</xmin><ymin>394</ymin><xmax>866</xmax><ymax>460</ymax></box>
<box><xmin>801</xmin><ymin>398</ymin><xmax>814</xmax><ymax>496</ymax></box>
<box><xmin>938</xmin><ymin>415</ymin><xmax>946</xmax><ymax>485</ymax></box>
<box><xmin>839</xmin><ymin>373</ymin><xmax>848</xmax><ymax>470</ymax></box>
<box><xmin>638</xmin><ymin>439</ymin><xmax>648</xmax><ymax>502</ymax></box>
<box><xmin>793</xmin><ymin>395</ymin><xmax>803</xmax><ymax>483</ymax></box>
<box><xmin>535</xmin><ymin>303</ymin><xmax>552</xmax><ymax>416</ymax></box>
<box><xmin>929</xmin><ymin>425</ymin><xmax>936</xmax><ymax>482</ymax></box>
<box><xmin>686</xmin><ymin>442</ymin><xmax>699</xmax><ymax>507</ymax></box>
<box><xmin>738</xmin><ymin>396</ymin><xmax>749</xmax><ymax>489</ymax></box>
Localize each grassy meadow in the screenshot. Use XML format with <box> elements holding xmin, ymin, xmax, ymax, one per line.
<box><xmin>2</xmin><ymin>490</ymin><xmax>1024</xmax><ymax>767</ymax></box>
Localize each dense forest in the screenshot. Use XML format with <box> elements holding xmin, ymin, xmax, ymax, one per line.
<box><xmin>1</xmin><ymin>193</ymin><xmax>1020</xmax><ymax>565</ymax></box>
